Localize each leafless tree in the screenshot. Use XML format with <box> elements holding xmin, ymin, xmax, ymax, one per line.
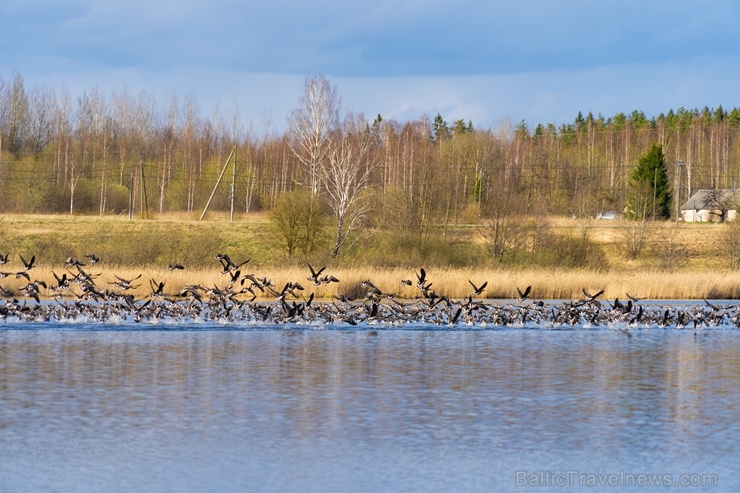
<box><xmin>0</xmin><ymin>76</ymin><xmax>6</xmax><ymax>160</ymax></box>
<box><xmin>323</xmin><ymin>114</ymin><xmax>375</xmax><ymax>258</ymax></box>
<box><xmin>650</xmin><ymin>224</ymin><xmax>687</xmax><ymax>271</ymax></box>
<box><xmin>242</xmin><ymin>125</ymin><xmax>266</xmax><ymax>213</ymax></box>
<box><xmin>706</xmin><ymin>188</ymin><xmax>735</xmax><ymax>223</ymax></box>
<box><xmin>110</xmin><ymin>88</ymin><xmax>135</xmax><ymax>185</ymax></box>
<box><xmin>479</xmin><ymin>192</ymin><xmax>522</xmax><ymax>262</ymax></box>
<box><xmin>288</xmin><ymin>75</ymin><xmax>341</xmax><ymax>197</ymax></box>
<box><xmin>27</xmin><ymin>85</ymin><xmax>55</xmax><ymax>155</ymax></box>
<box><xmin>66</xmin><ymin>155</ymin><xmax>80</xmax><ymax>214</ymax></box>
<box><xmin>158</xmin><ymin>95</ymin><xmax>179</xmax><ymax>213</ymax></box>
<box><xmin>97</xmin><ymin>97</ymin><xmax>113</xmax><ymax>214</ymax></box>
<box><xmin>2</xmin><ymin>72</ymin><xmax>29</xmax><ymax>156</ymax></box>
<box><xmin>211</xmin><ymin>101</ymin><xmax>229</xmax><ymax>169</ymax></box>
<box><xmin>229</xmin><ymin>97</ymin><xmax>242</xmax><ymax>219</ymax></box>
<box><xmin>182</xmin><ymin>95</ymin><xmax>200</xmax><ymax>212</ymax></box>
<box><xmin>7</xmin><ymin>69</ymin><xmax>740</xmax><ymax>225</ymax></box>
<box><xmin>622</xmin><ymin>217</ymin><xmax>651</xmax><ymax>260</ymax></box>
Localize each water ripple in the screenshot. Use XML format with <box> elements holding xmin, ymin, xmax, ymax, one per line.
<box><xmin>0</xmin><ymin>328</ymin><xmax>738</xmax><ymax>492</ymax></box>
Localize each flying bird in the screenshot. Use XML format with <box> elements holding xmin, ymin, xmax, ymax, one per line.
<box><xmin>66</xmin><ymin>257</ymin><xmax>85</xmax><ymax>267</ymax></box>
<box><xmin>582</xmin><ymin>288</ymin><xmax>604</xmax><ymax>302</ymax></box>
<box><xmin>216</xmin><ymin>253</ymin><xmax>249</xmax><ymax>273</ymax></box>
<box><xmin>625</xmin><ymin>293</ymin><xmax>642</xmax><ymax>303</ymax></box>
<box><xmin>110</xmin><ymin>273</ymin><xmax>142</xmax><ymax>291</ymax></box>
<box><xmin>468</xmin><ymin>280</ymin><xmax>488</xmax><ymax>296</ymax></box>
<box><xmin>150</xmin><ymin>279</ymin><xmax>166</xmax><ymax>298</ymax></box>
<box><xmin>20</xmin><ymin>254</ymin><xmax>35</xmax><ymax>271</ymax></box>
<box><xmin>319</xmin><ymin>274</ymin><xmax>340</xmax><ymax>284</ymax></box>
<box><xmin>307</xmin><ymin>263</ymin><xmax>326</xmax><ymax>285</ymax></box>
<box><xmin>516</xmin><ymin>285</ymin><xmax>532</xmax><ymax>302</ymax></box>
<box><xmin>416</xmin><ymin>268</ymin><xmax>427</xmax><ymax>289</ymax></box>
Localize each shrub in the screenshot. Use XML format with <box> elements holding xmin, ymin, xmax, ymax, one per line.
<box><xmin>268</xmin><ymin>190</ymin><xmax>328</xmax><ymax>257</ymax></box>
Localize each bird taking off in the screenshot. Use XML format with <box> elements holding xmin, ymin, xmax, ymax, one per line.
<box><xmin>516</xmin><ymin>285</ymin><xmax>532</xmax><ymax>302</ymax></box>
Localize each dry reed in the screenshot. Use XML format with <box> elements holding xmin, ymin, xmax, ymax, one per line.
<box><xmin>5</xmin><ymin>264</ymin><xmax>740</xmax><ymax>301</ymax></box>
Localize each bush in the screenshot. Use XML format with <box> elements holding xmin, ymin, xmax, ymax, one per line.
<box><xmin>268</xmin><ymin>190</ymin><xmax>328</xmax><ymax>257</ymax></box>
<box><xmin>649</xmin><ymin>231</ymin><xmax>688</xmax><ymax>271</ymax></box>
<box><xmin>543</xmin><ymin>231</ymin><xmax>607</xmax><ymax>269</ymax></box>
<box><xmin>71</xmin><ymin>178</ymin><xmax>98</xmax><ymax>213</ymax></box>
<box><xmin>348</xmin><ymin>230</ymin><xmax>488</xmax><ymax>268</ymax></box>
<box><xmin>106</xmin><ymin>183</ymin><xmax>132</xmax><ymax>214</ymax></box>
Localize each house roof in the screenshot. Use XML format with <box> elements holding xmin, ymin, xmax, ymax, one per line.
<box><xmin>680</xmin><ymin>189</ymin><xmax>740</xmax><ymax>211</ymax></box>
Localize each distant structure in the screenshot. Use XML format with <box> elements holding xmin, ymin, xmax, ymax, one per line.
<box><xmin>680</xmin><ymin>189</ymin><xmax>739</xmax><ymax>222</ymax></box>
<box><xmin>596</xmin><ymin>211</ymin><xmax>616</xmax><ymax>220</ymax></box>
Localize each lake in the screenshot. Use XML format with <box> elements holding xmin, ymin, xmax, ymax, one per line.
<box><xmin>1</xmin><ymin>323</ymin><xmax>738</xmax><ymax>492</ymax></box>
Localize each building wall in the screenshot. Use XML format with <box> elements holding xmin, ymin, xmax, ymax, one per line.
<box><xmin>681</xmin><ymin>209</ymin><xmax>737</xmax><ymax>222</ymax></box>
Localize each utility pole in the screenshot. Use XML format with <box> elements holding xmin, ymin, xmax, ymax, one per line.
<box><xmin>128</xmin><ymin>171</ymin><xmax>134</xmax><ymax>220</ymax></box>
<box><xmin>200</xmin><ymin>146</ymin><xmax>236</xmax><ymax>221</ymax></box>
<box><xmin>230</xmin><ymin>145</ymin><xmax>237</xmax><ymax>221</ymax></box>
<box><xmin>653</xmin><ymin>166</ymin><xmax>657</xmax><ymax>219</ymax></box>
<box><xmin>140</xmin><ymin>160</ymin><xmax>149</xmax><ymax>219</ymax></box>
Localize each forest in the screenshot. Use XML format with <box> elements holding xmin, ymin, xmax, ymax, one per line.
<box><xmin>2</xmin><ymin>71</ymin><xmax>740</xmax><ymax>259</ymax></box>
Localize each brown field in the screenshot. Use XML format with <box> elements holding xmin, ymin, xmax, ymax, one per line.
<box><xmin>0</xmin><ymin>213</ymin><xmax>738</xmax><ymax>300</ymax></box>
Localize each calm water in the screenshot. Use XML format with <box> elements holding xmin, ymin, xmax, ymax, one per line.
<box><xmin>1</xmin><ymin>324</ymin><xmax>738</xmax><ymax>492</ymax></box>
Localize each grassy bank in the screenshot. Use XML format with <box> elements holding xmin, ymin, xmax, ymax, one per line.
<box><xmin>0</xmin><ymin>213</ymin><xmax>738</xmax><ymax>300</ymax></box>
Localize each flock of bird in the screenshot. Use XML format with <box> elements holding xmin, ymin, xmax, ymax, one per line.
<box><xmin>0</xmin><ymin>252</ymin><xmax>739</xmax><ymax>329</ymax></box>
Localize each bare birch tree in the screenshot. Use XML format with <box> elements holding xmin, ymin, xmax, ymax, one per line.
<box><xmin>0</xmin><ymin>77</ymin><xmax>6</xmax><ymax>160</ymax></box>
<box><xmin>27</xmin><ymin>85</ymin><xmax>55</xmax><ymax>155</ymax></box>
<box><xmin>111</xmin><ymin>88</ymin><xmax>134</xmax><ymax>185</ymax></box>
<box><xmin>288</xmin><ymin>75</ymin><xmax>340</xmax><ymax>196</ymax></box>
<box><xmin>183</xmin><ymin>96</ymin><xmax>199</xmax><ymax>212</ymax></box>
<box><xmin>66</xmin><ymin>154</ymin><xmax>80</xmax><ymax>214</ymax></box>
<box><xmin>323</xmin><ymin>114</ymin><xmax>375</xmax><ymax>258</ymax></box>
<box><xmin>157</xmin><ymin>95</ymin><xmax>179</xmax><ymax>213</ymax></box>
<box><xmin>4</xmin><ymin>72</ymin><xmax>29</xmax><ymax>156</ymax></box>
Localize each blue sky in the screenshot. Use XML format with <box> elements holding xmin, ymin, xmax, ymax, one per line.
<box><xmin>2</xmin><ymin>0</ymin><xmax>739</xmax><ymax>132</ymax></box>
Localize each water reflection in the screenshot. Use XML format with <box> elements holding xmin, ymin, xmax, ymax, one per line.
<box><xmin>1</xmin><ymin>328</ymin><xmax>738</xmax><ymax>492</ymax></box>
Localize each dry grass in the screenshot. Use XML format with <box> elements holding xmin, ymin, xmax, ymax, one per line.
<box><xmin>1</xmin><ymin>213</ymin><xmax>738</xmax><ymax>300</ymax></box>
<box><xmin>550</xmin><ymin>217</ymin><xmax>727</xmax><ymax>270</ymax></box>
<box><xmin>4</xmin><ymin>264</ymin><xmax>740</xmax><ymax>301</ymax></box>
<box><xmin>324</xmin><ymin>266</ymin><xmax>740</xmax><ymax>301</ymax></box>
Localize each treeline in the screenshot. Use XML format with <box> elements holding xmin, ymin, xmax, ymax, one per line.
<box><xmin>2</xmin><ymin>70</ymin><xmax>740</xmax><ymax>228</ymax></box>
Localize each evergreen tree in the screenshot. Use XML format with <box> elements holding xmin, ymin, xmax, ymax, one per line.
<box><xmin>626</xmin><ymin>142</ymin><xmax>672</xmax><ymax>220</ymax></box>
<box><xmin>432</xmin><ymin>113</ymin><xmax>450</xmax><ymax>142</ymax></box>
<box><xmin>728</xmin><ymin>108</ymin><xmax>740</xmax><ymax>128</ymax></box>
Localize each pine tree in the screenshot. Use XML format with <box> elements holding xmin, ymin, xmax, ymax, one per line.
<box><xmin>432</xmin><ymin>113</ymin><xmax>450</xmax><ymax>142</ymax></box>
<box><xmin>626</xmin><ymin>142</ymin><xmax>672</xmax><ymax>220</ymax></box>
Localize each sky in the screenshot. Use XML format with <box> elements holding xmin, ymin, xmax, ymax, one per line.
<box><xmin>1</xmin><ymin>0</ymin><xmax>739</xmax><ymax>134</ymax></box>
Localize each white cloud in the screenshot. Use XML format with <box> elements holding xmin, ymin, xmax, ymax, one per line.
<box><xmin>2</xmin><ymin>0</ymin><xmax>739</xmax><ymax>134</ymax></box>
